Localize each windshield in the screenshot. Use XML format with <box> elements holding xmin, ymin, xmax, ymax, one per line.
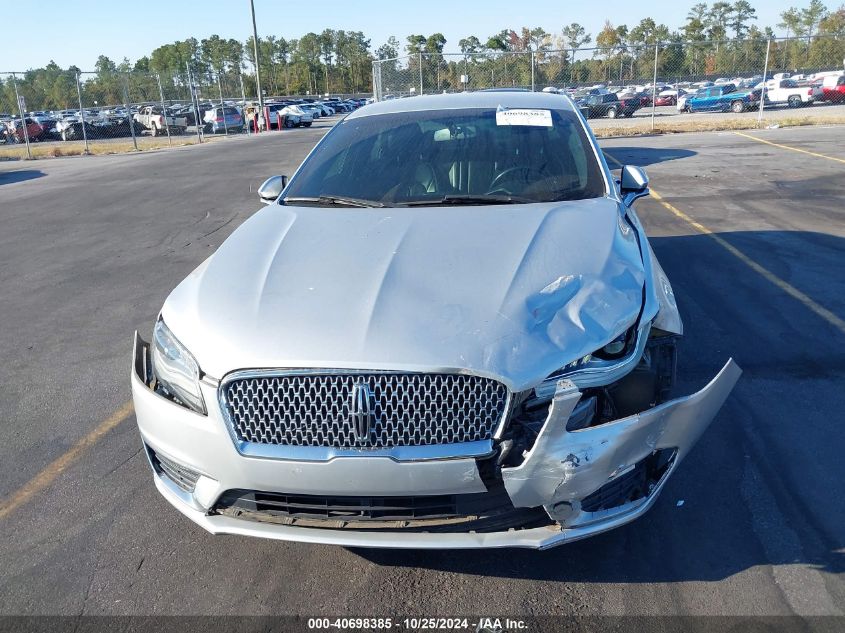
<box><xmin>283</xmin><ymin>107</ymin><xmax>605</xmax><ymax>206</ymax></box>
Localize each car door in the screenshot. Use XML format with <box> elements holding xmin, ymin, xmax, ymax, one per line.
<box><xmin>584</xmin><ymin>95</ymin><xmax>600</xmax><ymax>117</ymax></box>
<box><xmin>692</xmin><ymin>89</ymin><xmax>712</xmax><ymax>111</ymax></box>
<box><xmin>602</xmin><ymin>94</ymin><xmax>618</xmax><ymax>116</ymax></box>
<box><xmin>704</xmin><ymin>88</ymin><xmax>723</xmax><ymax>111</ymax></box>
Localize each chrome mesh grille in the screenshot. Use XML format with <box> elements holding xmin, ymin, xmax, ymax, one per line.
<box><xmin>221</xmin><ymin>373</ymin><xmax>509</xmax><ymax>448</ymax></box>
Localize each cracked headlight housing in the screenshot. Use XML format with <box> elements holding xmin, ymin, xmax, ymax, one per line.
<box><xmin>151</xmin><ymin>318</ymin><xmax>206</xmax><ymax>414</ymax></box>
<box><xmin>533</xmin><ymin>325</ymin><xmax>642</xmax><ymax>400</ymax></box>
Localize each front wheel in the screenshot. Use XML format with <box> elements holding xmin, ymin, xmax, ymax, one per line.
<box><xmin>788</xmin><ymin>95</ymin><xmax>802</xmax><ymax>108</ymax></box>
<box><xmin>606</xmin><ymin>107</ymin><xmax>618</xmax><ymax>119</ymax></box>
<box><xmin>731</xmin><ymin>100</ymin><xmax>745</xmax><ymax>114</ymax></box>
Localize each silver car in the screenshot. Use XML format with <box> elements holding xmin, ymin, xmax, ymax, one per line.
<box><xmin>131</xmin><ymin>92</ymin><xmax>740</xmax><ymax>549</ymax></box>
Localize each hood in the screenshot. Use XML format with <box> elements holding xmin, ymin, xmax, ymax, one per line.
<box><xmin>162</xmin><ymin>198</ymin><xmax>646</xmax><ymax>392</ymax></box>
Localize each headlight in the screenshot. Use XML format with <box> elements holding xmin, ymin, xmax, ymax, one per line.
<box><xmin>151</xmin><ymin>318</ymin><xmax>206</xmax><ymax>414</ymax></box>
<box><xmin>533</xmin><ymin>324</ymin><xmax>642</xmax><ymax>399</ymax></box>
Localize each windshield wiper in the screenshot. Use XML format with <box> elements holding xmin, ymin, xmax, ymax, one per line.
<box><xmin>282</xmin><ymin>195</ymin><xmax>385</xmax><ymax>208</ymax></box>
<box><xmin>402</xmin><ymin>194</ymin><xmax>535</xmax><ymax>207</ymax></box>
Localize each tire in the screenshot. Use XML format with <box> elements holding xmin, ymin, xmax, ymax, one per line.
<box><xmin>284</xmin><ymin>118</ymin><xmax>294</xmax><ymax>128</ymax></box>
<box><xmin>150</xmin><ymin>123</ymin><xmax>159</xmax><ymax>137</ymax></box>
<box><xmin>788</xmin><ymin>95</ymin><xmax>801</xmax><ymax>108</ymax></box>
<box><xmin>731</xmin><ymin>100</ymin><xmax>745</xmax><ymax>114</ymax></box>
<box><xmin>606</xmin><ymin>107</ymin><xmax>618</xmax><ymax>119</ymax></box>
<box><xmin>303</xmin><ymin>122</ymin><xmax>312</xmax><ymax>127</ymax></box>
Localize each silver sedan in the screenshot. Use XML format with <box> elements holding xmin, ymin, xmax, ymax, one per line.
<box><xmin>131</xmin><ymin>92</ymin><xmax>739</xmax><ymax>549</ymax></box>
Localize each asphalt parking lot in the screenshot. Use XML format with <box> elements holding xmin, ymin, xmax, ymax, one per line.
<box><xmin>0</xmin><ymin>121</ymin><xmax>843</xmax><ymax>621</ymax></box>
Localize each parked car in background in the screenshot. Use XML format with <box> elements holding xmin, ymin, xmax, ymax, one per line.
<box><xmin>761</xmin><ymin>78</ymin><xmax>822</xmax><ymax>107</ymax></box>
<box><xmin>134</xmin><ymin>106</ymin><xmax>188</xmax><ymax>136</ymax></box>
<box><xmin>5</xmin><ymin>117</ymin><xmax>47</xmax><ymax>142</ymax></box>
<box><xmin>677</xmin><ymin>88</ymin><xmax>705</xmax><ymax>112</ymax></box>
<box><xmin>280</xmin><ymin>105</ymin><xmax>313</xmax><ymax>127</ymax></box>
<box><xmin>203</xmin><ymin>106</ymin><xmax>244</xmax><ymax>134</ymax></box>
<box><xmin>299</xmin><ymin>104</ymin><xmax>322</xmax><ymax>119</ymax></box>
<box><xmin>266</xmin><ymin>103</ymin><xmax>290</xmax><ymax>129</ymax></box>
<box><xmin>687</xmin><ymin>84</ymin><xmax>761</xmax><ymax>113</ymax></box>
<box><xmin>314</xmin><ymin>102</ymin><xmax>335</xmax><ymax>116</ymax></box>
<box><xmin>821</xmin><ymin>74</ymin><xmax>845</xmax><ymax>102</ymax></box>
<box><xmin>654</xmin><ymin>89</ymin><xmax>686</xmax><ymax>107</ymax></box>
<box><xmin>169</xmin><ymin>104</ymin><xmax>200</xmax><ymax>126</ymax></box>
<box><xmin>576</xmin><ymin>93</ymin><xmax>641</xmax><ymax>119</ymax></box>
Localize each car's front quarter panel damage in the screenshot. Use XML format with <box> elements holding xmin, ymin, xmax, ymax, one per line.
<box><xmin>502</xmin><ymin>359</ymin><xmax>741</xmax><ymax>533</ymax></box>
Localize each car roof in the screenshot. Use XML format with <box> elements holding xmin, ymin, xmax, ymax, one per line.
<box><xmin>346</xmin><ymin>91</ymin><xmax>575</xmax><ymax>120</ymax></box>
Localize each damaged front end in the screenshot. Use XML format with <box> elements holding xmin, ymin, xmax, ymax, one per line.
<box><xmin>497</xmin><ymin>328</ymin><xmax>741</xmax><ymax>543</ymax></box>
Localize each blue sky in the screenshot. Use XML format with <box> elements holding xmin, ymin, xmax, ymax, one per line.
<box><xmin>4</xmin><ymin>0</ymin><xmax>804</xmax><ymax>71</ymax></box>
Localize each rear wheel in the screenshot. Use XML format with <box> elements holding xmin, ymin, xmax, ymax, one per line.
<box><xmin>606</xmin><ymin>107</ymin><xmax>618</xmax><ymax>119</ymax></box>
<box><xmin>303</xmin><ymin>122</ymin><xmax>312</xmax><ymax>127</ymax></box>
<box><xmin>788</xmin><ymin>95</ymin><xmax>802</xmax><ymax>108</ymax></box>
<box><xmin>150</xmin><ymin>123</ymin><xmax>159</xmax><ymax>137</ymax></box>
<box><xmin>731</xmin><ymin>100</ymin><xmax>745</xmax><ymax>114</ymax></box>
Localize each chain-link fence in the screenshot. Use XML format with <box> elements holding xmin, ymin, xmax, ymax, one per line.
<box><xmin>0</xmin><ymin>65</ymin><xmax>255</xmax><ymax>159</ymax></box>
<box><xmin>1</xmin><ymin>62</ymin><xmax>371</xmax><ymax>159</ymax></box>
<box><xmin>373</xmin><ymin>35</ymin><xmax>845</xmax><ymax>127</ymax></box>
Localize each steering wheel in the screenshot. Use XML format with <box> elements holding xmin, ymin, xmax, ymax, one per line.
<box><xmin>487</xmin><ymin>166</ymin><xmax>543</xmax><ymax>194</ymax></box>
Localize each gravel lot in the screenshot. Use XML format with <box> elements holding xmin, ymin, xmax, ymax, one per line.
<box><xmin>0</xmin><ymin>120</ymin><xmax>843</xmax><ymax>626</ymax></box>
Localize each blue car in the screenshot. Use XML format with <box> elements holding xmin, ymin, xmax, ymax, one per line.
<box><xmin>687</xmin><ymin>84</ymin><xmax>762</xmax><ymax>114</ymax></box>
<box><xmin>203</xmin><ymin>106</ymin><xmax>244</xmax><ymax>134</ymax></box>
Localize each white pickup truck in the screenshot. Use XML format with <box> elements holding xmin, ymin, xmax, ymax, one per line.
<box><xmin>761</xmin><ymin>78</ymin><xmax>823</xmax><ymax>107</ymax></box>
<box><xmin>133</xmin><ymin>106</ymin><xmax>188</xmax><ymax>136</ymax></box>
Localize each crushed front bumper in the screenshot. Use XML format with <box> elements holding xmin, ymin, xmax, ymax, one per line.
<box><xmin>132</xmin><ymin>333</ymin><xmax>740</xmax><ymax>549</ymax></box>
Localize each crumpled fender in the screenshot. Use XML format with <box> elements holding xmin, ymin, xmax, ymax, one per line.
<box><xmin>502</xmin><ymin>359</ymin><xmax>741</xmax><ymax>524</ymax></box>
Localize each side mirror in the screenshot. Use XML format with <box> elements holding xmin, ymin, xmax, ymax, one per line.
<box><xmin>619</xmin><ymin>165</ymin><xmax>649</xmax><ymax>207</ymax></box>
<box><xmin>257</xmin><ymin>175</ymin><xmax>287</xmax><ymax>205</ymax></box>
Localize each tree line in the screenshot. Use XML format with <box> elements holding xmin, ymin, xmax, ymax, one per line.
<box><xmin>1</xmin><ymin>1</ymin><xmax>844</xmax><ymax>113</ymax></box>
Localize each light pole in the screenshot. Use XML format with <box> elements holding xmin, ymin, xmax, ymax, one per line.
<box><xmin>250</xmin><ymin>0</ymin><xmax>264</xmax><ymax>127</ymax></box>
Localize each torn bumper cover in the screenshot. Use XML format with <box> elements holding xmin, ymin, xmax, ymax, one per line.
<box><xmin>501</xmin><ymin>359</ymin><xmax>741</xmax><ymax>540</ymax></box>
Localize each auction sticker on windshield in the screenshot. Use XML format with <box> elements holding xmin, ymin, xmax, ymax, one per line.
<box><xmin>495</xmin><ymin>107</ymin><xmax>553</xmax><ymax>127</ymax></box>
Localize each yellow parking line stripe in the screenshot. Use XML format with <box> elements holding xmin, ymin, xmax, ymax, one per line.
<box><xmin>603</xmin><ymin>150</ymin><xmax>845</xmax><ymax>336</ymax></box>
<box><xmin>648</xmin><ymin>190</ymin><xmax>845</xmax><ymax>335</ymax></box>
<box><xmin>733</xmin><ymin>131</ymin><xmax>845</xmax><ymax>165</ymax></box>
<box><xmin>0</xmin><ymin>401</ymin><xmax>135</xmax><ymax>521</ymax></box>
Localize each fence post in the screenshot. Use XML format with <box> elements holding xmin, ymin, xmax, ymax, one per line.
<box><xmin>156</xmin><ymin>73</ymin><xmax>173</xmax><ymax>146</ymax></box>
<box><xmin>216</xmin><ymin>72</ymin><xmax>229</xmax><ymax>135</ymax></box>
<box><xmin>531</xmin><ymin>51</ymin><xmax>535</xmax><ymax>91</ymax></box>
<box><xmin>186</xmin><ymin>62</ymin><xmax>203</xmax><ymax>142</ymax></box>
<box><xmin>651</xmin><ymin>43</ymin><xmax>659</xmax><ymax>132</ymax></box>
<box><xmin>122</xmin><ymin>75</ymin><xmax>138</xmax><ymax>151</ymax></box>
<box><xmin>419</xmin><ymin>52</ymin><xmax>423</xmax><ymax>95</ymax></box>
<box><xmin>238</xmin><ymin>66</ymin><xmax>250</xmax><ymax>135</ymax></box>
<box><xmin>12</xmin><ymin>74</ymin><xmax>32</xmax><ymax>159</ymax></box>
<box><xmin>75</xmin><ymin>72</ymin><xmax>90</xmax><ymax>154</ymax></box>
<box><xmin>371</xmin><ymin>60</ymin><xmax>381</xmax><ymax>101</ymax></box>
<box><xmin>758</xmin><ymin>38</ymin><xmax>772</xmax><ymax>126</ymax></box>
